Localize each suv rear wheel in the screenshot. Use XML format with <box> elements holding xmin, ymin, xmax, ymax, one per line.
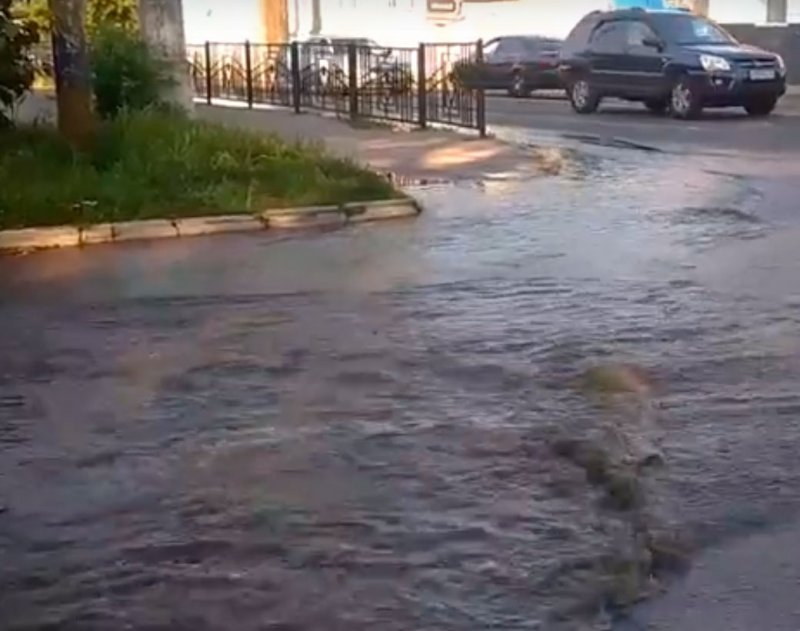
<box><xmin>670</xmin><ymin>77</ymin><xmax>702</xmax><ymax>120</ymax></box>
<box><xmin>569</xmin><ymin>78</ymin><xmax>600</xmax><ymax>114</ymax></box>
<box><xmin>744</xmin><ymin>96</ymin><xmax>778</xmax><ymax>117</ymax></box>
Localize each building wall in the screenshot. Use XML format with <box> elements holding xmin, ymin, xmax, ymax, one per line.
<box><xmin>290</xmin><ymin>0</ymin><xmax>607</xmax><ymax>46</ymax></box>
<box><xmin>710</xmin><ymin>0</ymin><xmax>800</xmax><ymax>23</ymax></box>
<box><xmin>184</xmin><ymin>0</ymin><xmax>262</xmax><ymax>44</ymax></box>
<box><xmin>708</xmin><ymin>0</ymin><xmax>765</xmax><ymax>23</ymax></box>
<box><xmin>182</xmin><ymin>0</ymin><xmax>800</xmax><ymax>46</ymax></box>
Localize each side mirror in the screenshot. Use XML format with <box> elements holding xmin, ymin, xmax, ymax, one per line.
<box><xmin>643</xmin><ymin>36</ymin><xmax>663</xmax><ymax>50</ymax></box>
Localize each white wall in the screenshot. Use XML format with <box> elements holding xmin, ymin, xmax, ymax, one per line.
<box><xmin>788</xmin><ymin>0</ymin><xmax>800</xmax><ymax>21</ymax></box>
<box><xmin>290</xmin><ymin>0</ymin><xmax>608</xmax><ymax>46</ymax></box>
<box><xmin>184</xmin><ymin>0</ymin><xmax>262</xmax><ymax>44</ymax></box>
<box><xmin>182</xmin><ymin>0</ymin><xmax>800</xmax><ymax>46</ymax></box>
<box><xmin>708</xmin><ymin>0</ymin><xmax>766</xmax><ymax>23</ymax></box>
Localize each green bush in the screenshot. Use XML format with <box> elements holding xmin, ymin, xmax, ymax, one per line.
<box><xmin>85</xmin><ymin>0</ymin><xmax>137</xmax><ymax>37</ymax></box>
<box><xmin>0</xmin><ymin>110</ymin><xmax>399</xmax><ymax>229</ymax></box>
<box><xmin>0</xmin><ymin>0</ymin><xmax>38</xmax><ymax>127</ymax></box>
<box><xmin>91</xmin><ymin>25</ymin><xmax>171</xmax><ymax>119</ymax></box>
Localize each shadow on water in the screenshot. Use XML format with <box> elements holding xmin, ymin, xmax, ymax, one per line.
<box><xmin>2</xmin><ymin>148</ymin><xmax>800</xmax><ymax>630</ymax></box>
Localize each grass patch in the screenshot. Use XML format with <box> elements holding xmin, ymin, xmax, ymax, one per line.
<box><xmin>0</xmin><ymin>110</ymin><xmax>399</xmax><ymax>230</ymax></box>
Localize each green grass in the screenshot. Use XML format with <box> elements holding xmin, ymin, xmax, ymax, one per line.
<box><xmin>0</xmin><ymin>110</ymin><xmax>399</xmax><ymax>230</ymax></box>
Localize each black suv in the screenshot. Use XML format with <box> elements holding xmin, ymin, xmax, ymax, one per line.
<box><xmin>559</xmin><ymin>8</ymin><xmax>787</xmax><ymax>119</ymax></box>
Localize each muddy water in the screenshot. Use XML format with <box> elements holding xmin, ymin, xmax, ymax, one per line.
<box><xmin>2</xmin><ymin>149</ymin><xmax>800</xmax><ymax>630</ymax></box>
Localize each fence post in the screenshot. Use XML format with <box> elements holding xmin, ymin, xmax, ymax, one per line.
<box><xmin>475</xmin><ymin>39</ymin><xmax>487</xmax><ymax>137</ymax></box>
<box><xmin>245</xmin><ymin>40</ymin><xmax>254</xmax><ymax>108</ymax></box>
<box><xmin>204</xmin><ymin>41</ymin><xmax>212</xmax><ymax>105</ymax></box>
<box><xmin>417</xmin><ymin>43</ymin><xmax>427</xmax><ymax>129</ymax></box>
<box><xmin>348</xmin><ymin>43</ymin><xmax>359</xmax><ymax>120</ymax></box>
<box><xmin>291</xmin><ymin>42</ymin><xmax>301</xmax><ymax>114</ymax></box>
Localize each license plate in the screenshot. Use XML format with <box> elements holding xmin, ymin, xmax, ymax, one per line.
<box><xmin>749</xmin><ymin>68</ymin><xmax>775</xmax><ymax>81</ymax></box>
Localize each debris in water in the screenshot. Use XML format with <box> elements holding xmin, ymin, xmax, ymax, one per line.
<box><xmin>643</xmin><ymin>529</ymin><xmax>695</xmax><ymax>575</ymax></box>
<box><xmin>580</xmin><ymin>363</ymin><xmax>654</xmax><ymax>396</ymax></box>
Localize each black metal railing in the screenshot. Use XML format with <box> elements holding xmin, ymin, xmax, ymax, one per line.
<box><xmin>188</xmin><ymin>40</ymin><xmax>486</xmax><ymax>135</ymax></box>
<box><xmin>355</xmin><ymin>45</ymin><xmax>418</xmax><ymax>125</ymax></box>
<box><xmin>29</xmin><ymin>38</ymin><xmax>486</xmax><ymax>134</ymax></box>
<box><xmin>424</xmin><ymin>41</ymin><xmax>485</xmax><ymax>131</ymax></box>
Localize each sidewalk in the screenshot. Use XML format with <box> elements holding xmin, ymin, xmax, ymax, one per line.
<box><xmin>196</xmin><ymin>104</ymin><xmax>558</xmax><ymax>182</ymax></box>
<box><xmin>15</xmin><ymin>94</ymin><xmax>560</xmax><ymax>182</ymax></box>
<box><xmin>616</xmin><ymin>520</ymin><xmax>800</xmax><ymax>631</ymax></box>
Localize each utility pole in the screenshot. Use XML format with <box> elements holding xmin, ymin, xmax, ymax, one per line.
<box><xmin>311</xmin><ymin>0</ymin><xmax>321</xmax><ymax>35</ymax></box>
<box><xmin>48</xmin><ymin>0</ymin><xmax>93</xmax><ymax>149</ymax></box>
<box><xmin>261</xmin><ymin>0</ymin><xmax>289</xmax><ymax>44</ymax></box>
<box><xmin>138</xmin><ymin>0</ymin><xmax>194</xmax><ymax>113</ymax></box>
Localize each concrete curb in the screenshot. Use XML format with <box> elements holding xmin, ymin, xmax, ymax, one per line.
<box><xmin>263</xmin><ymin>205</ymin><xmax>348</xmax><ymax>230</ymax></box>
<box><xmin>343</xmin><ymin>199</ymin><xmax>423</xmax><ymax>223</ymax></box>
<box><xmin>112</xmin><ymin>219</ymin><xmax>179</xmax><ymax>242</ymax></box>
<box><xmin>0</xmin><ymin>226</ymin><xmax>81</xmax><ymax>251</ymax></box>
<box><xmin>175</xmin><ymin>215</ymin><xmax>266</xmax><ymax>236</ymax></box>
<box><xmin>0</xmin><ymin>198</ymin><xmax>421</xmax><ymax>255</ymax></box>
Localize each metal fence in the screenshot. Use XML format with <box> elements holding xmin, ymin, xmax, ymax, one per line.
<box><xmin>187</xmin><ymin>40</ymin><xmax>486</xmax><ymax>135</ymax></box>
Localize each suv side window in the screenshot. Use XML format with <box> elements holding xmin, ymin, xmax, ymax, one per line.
<box><xmin>590</xmin><ymin>20</ymin><xmax>628</xmax><ymax>54</ymax></box>
<box><xmin>626</xmin><ymin>21</ymin><xmax>658</xmax><ymax>49</ymax></box>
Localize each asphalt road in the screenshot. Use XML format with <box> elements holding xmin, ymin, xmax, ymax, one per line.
<box><xmin>486</xmin><ymin>93</ymin><xmax>800</xmax><ymax>154</ymax></box>
<box><xmin>7</xmin><ymin>93</ymin><xmax>800</xmax><ymax>631</ymax></box>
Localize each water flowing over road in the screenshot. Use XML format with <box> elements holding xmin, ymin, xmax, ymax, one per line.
<box><xmin>2</xmin><ymin>142</ymin><xmax>800</xmax><ymax>630</ymax></box>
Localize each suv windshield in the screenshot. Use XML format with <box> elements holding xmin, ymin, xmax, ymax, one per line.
<box><xmin>652</xmin><ymin>14</ymin><xmax>736</xmax><ymax>45</ymax></box>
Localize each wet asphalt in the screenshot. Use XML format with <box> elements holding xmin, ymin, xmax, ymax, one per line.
<box><xmin>3</xmin><ymin>106</ymin><xmax>800</xmax><ymax>630</ymax></box>
<box><xmin>487</xmin><ymin>93</ymin><xmax>800</xmax><ymax>155</ymax></box>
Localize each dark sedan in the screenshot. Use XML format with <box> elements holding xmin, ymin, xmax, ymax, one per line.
<box><xmin>453</xmin><ymin>36</ymin><xmax>563</xmax><ymax>97</ymax></box>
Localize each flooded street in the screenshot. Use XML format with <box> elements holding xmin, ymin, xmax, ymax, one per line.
<box><xmin>2</xmin><ymin>143</ymin><xmax>800</xmax><ymax>630</ymax></box>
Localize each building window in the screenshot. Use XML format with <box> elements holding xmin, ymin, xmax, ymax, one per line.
<box><xmin>767</xmin><ymin>0</ymin><xmax>787</xmax><ymax>23</ymax></box>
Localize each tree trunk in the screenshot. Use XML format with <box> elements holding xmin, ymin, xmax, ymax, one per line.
<box><xmin>262</xmin><ymin>0</ymin><xmax>289</xmax><ymax>44</ymax></box>
<box><xmin>685</xmin><ymin>0</ymin><xmax>709</xmax><ymax>14</ymax></box>
<box><xmin>669</xmin><ymin>0</ymin><xmax>709</xmax><ymax>14</ymax></box>
<box><xmin>138</xmin><ymin>0</ymin><xmax>194</xmax><ymax>113</ymax></box>
<box><xmin>48</xmin><ymin>0</ymin><xmax>94</xmax><ymax>150</ymax></box>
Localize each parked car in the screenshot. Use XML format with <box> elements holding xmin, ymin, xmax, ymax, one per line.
<box><xmin>452</xmin><ymin>36</ymin><xmax>562</xmax><ymax>97</ymax></box>
<box><xmin>559</xmin><ymin>8</ymin><xmax>787</xmax><ymax>118</ymax></box>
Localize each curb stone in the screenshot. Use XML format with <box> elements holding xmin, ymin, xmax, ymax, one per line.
<box><xmin>113</xmin><ymin>219</ymin><xmax>179</xmax><ymax>242</ymax></box>
<box><xmin>79</xmin><ymin>223</ymin><xmax>114</xmax><ymax>246</ymax></box>
<box><xmin>344</xmin><ymin>198</ymin><xmax>422</xmax><ymax>223</ymax></box>
<box><xmin>263</xmin><ymin>205</ymin><xmax>347</xmax><ymax>230</ymax></box>
<box><xmin>0</xmin><ymin>198</ymin><xmax>421</xmax><ymax>255</ymax></box>
<box><xmin>0</xmin><ymin>226</ymin><xmax>80</xmax><ymax>252</ymax></box>
<box><xmin>175</xmin><ymin>215</ymin><xmax>266</xmax><ymax>237</ymax></box>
